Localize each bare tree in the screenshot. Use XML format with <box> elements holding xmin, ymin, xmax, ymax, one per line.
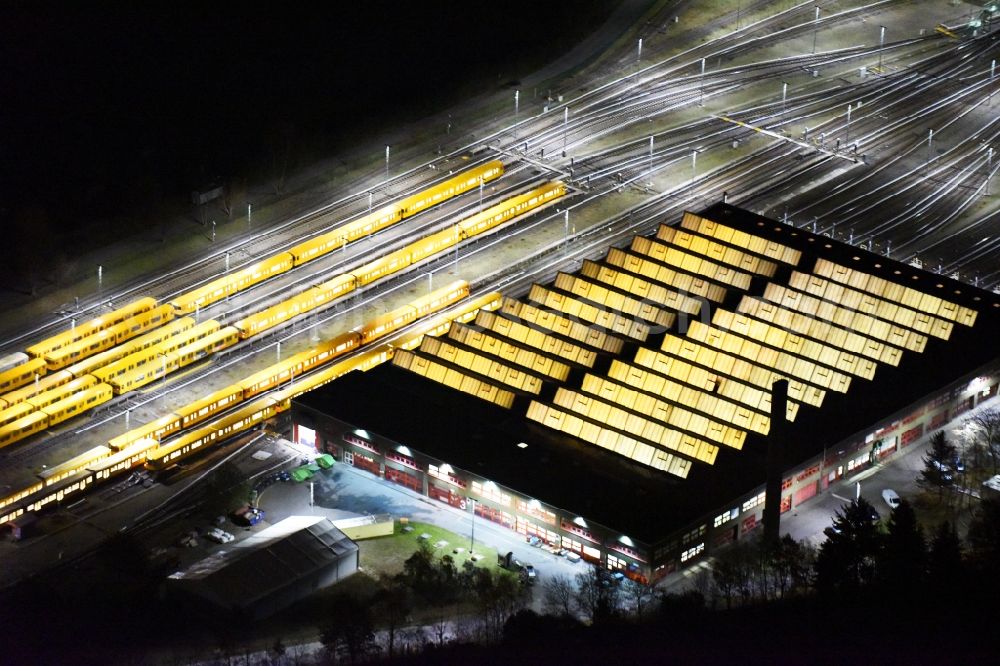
<box><xmin>620</xmin><ymin>577</ymin><xmax>658</xmax><ymax>617</ymax></box>
<box><xmin>574</xmin><ymin>567</ymin><xmax>622</xmax><ymax>623</ymax></box>
<box><xmin>967</xmin><ymin>408</ymin><xmax>1000</xmax><ymax>475</ymax></box>
<box><xmin>541</xmin><ymin>574</ymin><xmax>575</xmax><ymax>616</ymax></box>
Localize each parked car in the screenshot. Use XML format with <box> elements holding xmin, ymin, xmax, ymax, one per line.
<box><xmin>523</xmin><ymin>564</ymin><xmax>537</xmax><ymax>584</ymax></box>
<box><xmin>953</xmin><ymin>458</ymin><xmax>966</xmax><ymax>473</ymax></box>
<box><xmin>882</xmin><ymin>488</ymin><xmax>901</xmax><ymax>510</ymax></box>
<box><xmin>566</xmin><ymin>551</ymin><xmax>582</xmax><ymax>563</ymax></box>
<box><xmin>930</xmin><ymin>460</ymin><xmax>954</xmax><ymax>482</ymax></box>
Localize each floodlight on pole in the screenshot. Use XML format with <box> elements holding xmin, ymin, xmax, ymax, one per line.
<box><xmin>514</xmin><ymin>90</ymin><xmax>520</xmax><ymax>141</ymax></box>
<box><xmin>699</xmin><ymin>58</ymin><xmax>706</xmax><ymax>106</ymax></box>
<box><xmin>385</xmin><ymin>145</ymin><xmax>390</xmax><ymax>181</ymax></box>
<box><xmin>563</xmin><ymin>107</ymin><xmax>568</xmax><ymax>157</ymax></box>
<box><xmin>813</xmin><ymin>7</ymin><xmax>820</xmax><ymax>54</ymax></box>
<box><xmin>878</xmin><ymin>26</ymin><xmax>886</xmax><ymax>74</ymax></box>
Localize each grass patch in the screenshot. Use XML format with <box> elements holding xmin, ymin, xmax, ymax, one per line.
<box><xmin>358</xmin><ymin>520</ymin><xmax>505</xmax><ymax>578</ymax></box>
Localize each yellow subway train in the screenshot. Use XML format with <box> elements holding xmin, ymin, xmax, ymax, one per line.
<box><xmin>0</xmin><ymin>285</ymin><xmax>502</xmax><ymax>527</ymax></box>
<box><xmin>169</xmin><ymin>160</ymin><xmax>504</xmax><ymax>315</ymax></box>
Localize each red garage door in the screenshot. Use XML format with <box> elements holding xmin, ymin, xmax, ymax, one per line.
<box><xmin>794</xmin><ymin>481</ymin><xmax>818</xmax><ymax>507</ymax></box>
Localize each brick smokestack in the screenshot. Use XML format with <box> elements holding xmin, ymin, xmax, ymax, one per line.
<box><xmin>762</xmin><ymin>378</ymin><xmax>789</xmax><ymax>544</ymax></box>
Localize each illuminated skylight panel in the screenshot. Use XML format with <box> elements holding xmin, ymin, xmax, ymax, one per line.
<box><xmin>679</xmin><ymin>213</ymin><xmax>803</xmax><ymax>266</ymax></box>
<box><xmin>631</xmin><ymin>237</ymin><xmax>753</xmax><ymax>291</ymax></box>
<box><xmin>658</xmin><ymin>225</ymin><xmax>778</xmax><ymax>277</ymax></box>
<box><xmin>611</xmin><ymin>356</ymin><xmax>773</xmax><ymax>433</ymax></box>
<box><xmin>783</xmin><ymin>277</ymin><xmax>928</xmax><ymax>352</ymax></box>
<box><xmin>687</xmin><ymin>321</ymin><xmax>850</xmax><ymax>392</ymax></box>
<box><xmin>528</xmin><ymin>285</ymin><xmax>650</xmax><ymax>341</ymax></box>
<box><xmin>554</xmin><ymin>387</ymin><xmax>721</xmax><ymax>463</ymax></box>
<box><xmin>554</xmin><ymin>273</ymin><xmax>676</xmax><ymax>328</ymax></box>
<box><xmin>582</xmin><ymin>373</ymin><xmax>748</xmax><ymax>449</ymax></box>
<box><xmin>419</xmin><ymin>337</ymin><xmax>544</xmax><ymax>393</ymax></box>
<box><xmin>605</xmin><ymin>247</ymin><xmax>727</xmax><ymax>303</ymax></box>
<box><xmin>715</xmin><ymin>310</ymin><xmax>861</xmax><ymax>378</ymax></box>
<box><xmin>581</xmin><ymin>260</ymin><xmax>703</xmax><ymax>316</ymax></box>
<box><xmin>500</xmin><ymin>298</ymin><xmax>624</xmax><ymax>354</ymax></box>
<box><xmin>392</xmin><ymin>350</ymin><xmax>516</xmax><ymax>408</ymax></box>
<box><xmin>656</xmin><ymin>336</ymin><xmax>810</xmax><ymax>413</ymax></box>
<box><xmin>448</xmin><ymin>325</ymin><xmax>571</xmax><ymax>382</ymax></box>
<box><xmin>814</xmin><ymin>259</ymin><xmax>977</xmax><ymax>326</ymax></box>
<box><xmin>476</xmin><ymin>311</ymin><xmax>598</xmax><ymax>368</ymax></box>
<box><xmin>525</xmin><ymin>401</ymin><xmax>692</xmax><ymax>478</ymax></box>
<box><xmin>739</xmin><ymin>295</ymin><xmax>897</xmax><ymax>368</ymax></box>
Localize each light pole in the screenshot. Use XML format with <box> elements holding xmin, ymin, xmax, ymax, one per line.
<box><xmin>878</xmin><ymin>26</ymin><xmax>886</xmax><ymax>74</ymax></box>
<box><xmin>384</xmin><ymin>145</ymin><xmax>390</xmax><ymax>182</ymax></box>
<box><xmin>247</xmin><ymin>202</ymin><xmax>252</xmax><ymax>231</ymax></box>
<box><xmin>637</xmin><ymin>37</ymin><xmax>642</xmax><ymax>64</ymax></box>
<box><xmin>469</xmin><ymin>498</ymin><xmax>477</xmax><ymax>556</ymax></box>
<box><xmin>691</xmin><ymin>150</ymin><xmax>698</xmax><ymax>183</ymax></box>
<box><xmin>927</xmin><ymin>128</ymin><xmax>934</xmax><ymax>171</ymax></box>
<box><xmin>159</xmin><ymin>352</ymin><xmax>167</xmax><ymax>406</ymax></box>
<box><xmin>988</xmin><ymin>147</ymin><xmax>994</xmax><ymax>196</ymax></box>
<box><xmin>648</xmin><ymin>135</ymin><xmax>654</xmax><ymax>184</ymax></box>
<box><xmin>514</xmin><ymin>90</ymin><xmax>520</xmax><ymax>141</ymax></box>
<box><xmin>564</xmin><ymin>209</ymin><xmax>569</xmax><ymax>248</ymax></box>
<box><xmin>781</xmin><ymin>81</ymin><xmax>788</xmax><ymax>121</ymax></box>
<box><xmin>225</xmin><ymin>251</ymin><xmax>230</xmax><ymax>274</ymax></box>
<box><xmin>699</xmin><ymin>58</ymin><xmax>706</xmax><ymax>106</ymax></box>
<box><xmin>812</xmin><ymin>7</ymin><xmax>820</xmax><ymax>54</ymax></box>
<box><xmin>97</xmin><ymin>265</ymin><xmax>103</xmax><ymax>292</ymax></box>
<box><xmin>991</xmin><ymin>59</ymin><xmax>996</xmax><ymax>107</ymax></box>
<box><xmin>846</xmin><ymin>103</ymin><xmax>852</xmax><ymax>145</ymax></box>
<box><xmin>562</xmin><ymin>107</ymin><xmax>568</xmax><ymax>157</ymax></box>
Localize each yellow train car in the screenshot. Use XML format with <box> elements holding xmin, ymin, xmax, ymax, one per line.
<box><xmin>324</xmin><ymin>204</ymin><xmax>401</xmax><ymax>248</ymax></box>
<box><xmin>92</xmin><ymin>320</ymin><xmax>221</xmax><ymax>384</ymax></box>
<box><xmin>458</xmin><ymin>181</ymin><xmax>566</xmax><ymax>239</ymax></box>
<box><xmin>64</xmin><ymin>316</ymin><xmax>197</xmax><ymax>379</ymax></box>
<box><xmin>42</xmin><ymin>304</ymin><xmax>174</xmax><ymax>371</ymax></box>
<box><xmin>0</xmin><ymin>369</ymin><xmax>74</xmax><ymax>408</ymax></box>
<box><xmin>0</xmin><ymin>480</ymin><xmax>44</xmax><ymax>514</ymax></box>
<box><xmin>176</xmin><ymin>384</ymin><xmax>245</xmax><ymax>429</ymax></box>
<box><xmin>169</xmin><ymin>253</ymin><xmax>295</xmax><ymax>314</ymax></box>
<box><xmin>25</xmin><ymin>375</ymin><xmax>99</xmax><ymax>412</ymax></box>
<box><xmin>172</xmin><ymin>327</ymin><xmax>240</xmax><ymax>366</ymax></box>
<box><xmin>234</xmin><ymin>273</ymin><xmax>356</xmax><ymax>339</ymax></box>
<box><xmin>0</xmin><ymin>471</ymin><xmax>94</xmax><ymax>526</ymax></box>
<box><xmin>354</xmin><ymin>306</ymin><xmax>418</xmax><ymax>345</ymax></box>
<box><xmin>107</xmin><ymin>413</ymin><xmax>183</xmax><ymax>452</ymax></box>
<box><xmin>0</xmin><ymin>401</ymin><xmax>36</xmax><ymax>429</ymax></box>
<box><xmin>42</xmin><ymin>384</ymin><xmax>113</xmax><ymax>428</ymax></box>
<box><xmin>25</xmin><ymin>297</ymin><xmax>158</xmax><ymax>359</ymax></box>
<box><xmin>238</xmin><ymin>345</ymin><xmax>333</xmax><ymax>399</ymax></box>
<box><xmin>0</xmin><ymin>357</ymin><xmax>47</xmax><ymax>394</ymax></box>
<box><xmin>410</xmin><ymin>280</ymin><xmax>470</xmax><ymax>318</ymax></box>
<box><xmin>398</xmin><ymin>159</ymin><xmax>504</xmax><ymax>218</ymax></box>
<box><xmin>88</xmin><ymin>438</ymin><xmax>157</xmax><ymax>482</ymax></box>
<box><xmin>0</xmin><ymin>411</ymin><xmax>48</xmax><ymax>450</ymax></box>
<box><xmin>145</xmin><ymin>397</ymin><xmax>282</xmax><ymax>471</ymax></box>
<box><xmin>106</xmin><ymin>360</ymin><xmax>172</xmax><ymax>395</ymax></box>
<box><xmin>408</xmin><ymin>227</ymin><xmax>461</xmax><ymax>265</ymax></box>
<box><xmin>38</xmin><ymin>445</ymin><xmax>113</xmax><ymax>486</ymax></box>
<box><xmin>352</xmin><ymin>246</ymin><xmax>413</xmax><ymax>286</ymax></box>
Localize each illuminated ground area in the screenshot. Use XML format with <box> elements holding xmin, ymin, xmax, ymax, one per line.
<box><xmin>292</xmin><ymin>204</ymin><xmax>1000</xmax><ymax>581</ymax></box>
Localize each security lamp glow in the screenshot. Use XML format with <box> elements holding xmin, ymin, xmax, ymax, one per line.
<box><xmin>397</xmin><ymin>446</ymin><xmax>412</xmax><ymax>457</ymax></box>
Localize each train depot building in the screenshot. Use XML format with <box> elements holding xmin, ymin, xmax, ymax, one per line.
<box><xmin>291</xmin><ymin>204</ymin><xmax>1000</xmax><ymax>583</ymax></box>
